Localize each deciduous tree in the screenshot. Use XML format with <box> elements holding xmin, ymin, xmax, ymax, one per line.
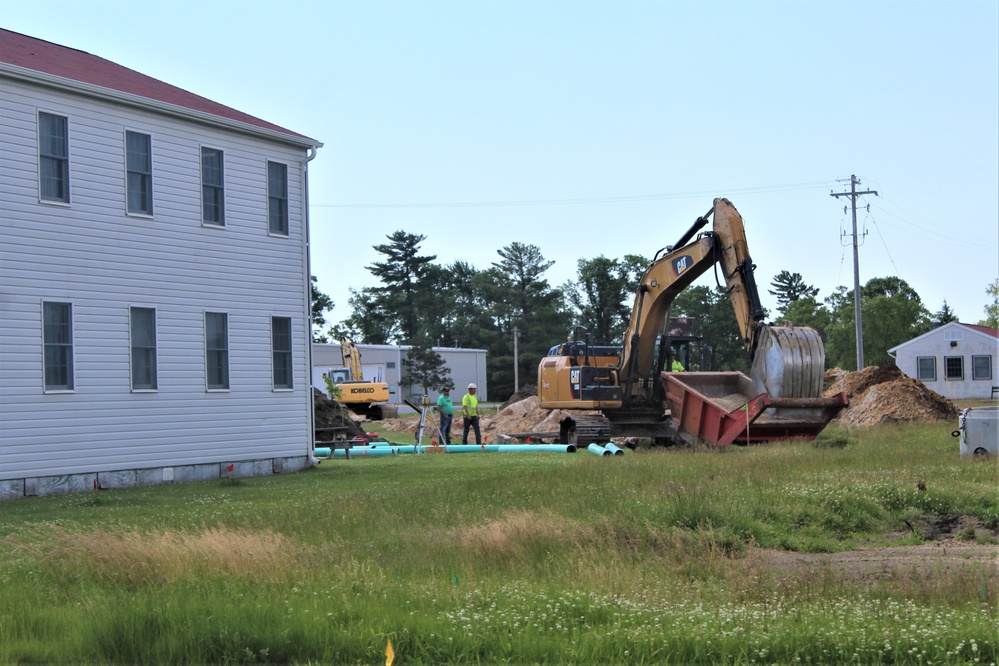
<box><xmin>671</xmin><ymin>285</ymin><xmax>752</xmax><ymax>373</ymax></box>
<box><xmin>823</xmin><ymin>277</ymin><xmax>931</xmax><ymax>369</ymax></box>
<box><xmin>311</xmin><ymin>275</ymin><xmax>334</xmax><ymax>342</ymax></box>
<box><xmin>981</xmin><ymin>279</ymin><xmax>999</xmax><ymax>329</ymax></box>
<box><xmin>564</xmin><ymin>254</ymin><xmax>647</xmax><ymax>343</ymax></box>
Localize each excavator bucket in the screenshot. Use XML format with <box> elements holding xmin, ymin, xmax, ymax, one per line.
<box><xmin>749</xmin><ymin>326</ymin><xmax>826</xmax><ymax>400</ymax></box>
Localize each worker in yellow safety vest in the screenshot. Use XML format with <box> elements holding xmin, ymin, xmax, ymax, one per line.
<box><xmin>462</xmin><ymin>383</ymin><xmax>481</xmax><ymax>444</ymax></box>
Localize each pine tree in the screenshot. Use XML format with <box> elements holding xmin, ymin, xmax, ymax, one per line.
<box><xmin>933</xmin><ymin>301</ymin><xmax>959</xmax><ymax>327</ymax></box>
<box><xmin>769</xmin><ymin>270</ymin><xmax>819</xmax><ymax>315</ymax></box>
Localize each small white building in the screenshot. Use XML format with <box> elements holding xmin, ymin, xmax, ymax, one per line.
<box><xmin>888</xmin><ymin>322</ymin><xmax>999</xmax><ymax>400</ymax></box>
<box><xmin>312</xmin><ymin>343</ymin><xmax>488</xmax><ymax>404</ymax></box>
<box><xmin>0</xmin><ymin>30</ymin><xmax>322</xmax><ymax>498</ymax></box>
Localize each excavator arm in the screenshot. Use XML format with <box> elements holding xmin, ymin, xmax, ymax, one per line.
<box><xmin>617</xmin><ymin>198</ymin><xmax>823</xmax><ymax>404</ymax></box>
<box><xmin>340</xmin><ymin>337</ymin><xmax>364</xmax><ymax>382</ymax></box>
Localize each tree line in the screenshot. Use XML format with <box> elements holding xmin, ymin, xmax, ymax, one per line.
<box><xmin>311</xmin><ymin>230</ymin><xmax>999</xmax><ymax>401</ymax></box>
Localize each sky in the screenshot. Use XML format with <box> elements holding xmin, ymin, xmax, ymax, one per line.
<box><xmin>5</xmin><ymin>0</ymin><xmax>998</xmax><ymax>333</ymax></box>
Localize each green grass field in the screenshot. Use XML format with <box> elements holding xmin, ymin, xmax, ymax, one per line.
<box><xmin>1</xmin><ymin>422</ymin><xmax>996</xmax><ymax>664</ymax></box>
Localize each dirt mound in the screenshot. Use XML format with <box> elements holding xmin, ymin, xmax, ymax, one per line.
<box><xmin>500</xmin><ymin>384</ymin><xmax>537</xmax><ymax>410</ymax></box>
<box><xmin>824</xmin><ymin>365</ymin><xmax>959</xmax><ymax>427</ymax></box>
<box><xmin>374</xmin><ymin>395</ymin><xmax>590</xmax><ymax>443</ymax></box>
<box><xmin>825</xmin><ymin>364</ymin><xmax>906</xmax><ymax>398</ymax></box>
<box><xmin>313</xmin><ymin>389</ymin><xmax>369</xmax><ymax>441</ymax></box>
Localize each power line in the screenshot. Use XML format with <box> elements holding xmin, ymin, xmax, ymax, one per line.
<box><xmin>869</xmin><ymin>202</ymin><xmax>980</xmax><ymax>248</ymax></box>
<box><xmin>831</xmin><ymin>175</ymin><xmax>878</xmax><ymax>371</ymax></box>
<box><xmin>865</xmin><ymin>206</ymin><xmax>901</xmax><ymax>277</ymax></box>
<box><xmin>312</xmin><ymin>180</ymin><xmax>834</xmax><ymax>209</ymax></box>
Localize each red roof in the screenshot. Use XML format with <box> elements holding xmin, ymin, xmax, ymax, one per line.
<box><xmin>0</xmin><ymin>29</ymin><xmax>315</xmax><ymax>144</ymax></box>
<box><xmin>964</xmin><ymin>323</ymin><xmax>999</xmax><ymax>339</ymax></box>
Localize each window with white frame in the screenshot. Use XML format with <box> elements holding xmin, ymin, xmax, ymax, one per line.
<box><xmin>201</xmin><ymin>147</ymin><xmax>225</xmax><ymax>225</ymax></box>
<box><xmin>130</xmin><ymin>307</ymin><xmax>157</xmax><ymax>390</ymax></box>
<box><xmin>944</xmin><ymin>356</ymin><xmax>964</xmax><ymax>380</ymax></box>
<box><xmin>205</xmin><ymin>312</ymin><xmax>229</xmax><ymax>390</ymax></box>
<box><xmin>267</xmin><ymin>161</ymin><xmax>288</xmax><ymax>235</ymax></box>
<box><xmin>916</xmin><ymin>356</ymin><xmax>936</xmax><ymax>381</ymax></box>
<box><xmin>43</xmin><ymin>301</ymin><xmax>74</xmax><ymax>390</ymax></box>
<box><xmin>272</xmin><ymin>316</ymin><xmax>293</xmax><ymax>389</ymax></box>
<box><xmin>126</xmin><ymin>131</ymin><xmax>153</xmax><ymax>215</ymax></box>
<box><xmin>972</xmin><ymin>355</ymin><xmax>993</xmax><ymax>381</ymax></box>
<box><xmin>39</xmin><ymin>112</ymin><xmax>70</xmax><ymax>203</ymax></box>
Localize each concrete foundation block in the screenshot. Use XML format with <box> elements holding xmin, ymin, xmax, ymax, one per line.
<box><xmin>0</xmin><ymin>480</ymin><xmax>25</xmax><ymax>500</ymax></box>
<box><xmin>98</xmin><ymin>470</ymin><xmax>137</xmax><ymax>490</ymax></box>
<box><xmin>136</xmin><ymin>468</ymin><xmax>165</xmax><ymax>487</ymax></box>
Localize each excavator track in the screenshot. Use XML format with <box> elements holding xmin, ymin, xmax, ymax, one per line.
<box><xmin>559</xmin><ymin>415</ymin><xmax>613</xmax><ymax>446</ymax></box>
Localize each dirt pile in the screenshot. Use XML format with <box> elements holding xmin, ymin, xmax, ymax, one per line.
<box><xmin>500</xmin><ymin>384</ymin><xmax>537</xmax><ymax>410</ymax></box>
<box><xmin>313</xmin><ymin>389</ymin><xmax>369</xmax><ymax>442</ymax></box>
<box><xmin>374</xmin><ymin>395</ymin><xmax>589</xmax><ymax>443</ymax></box>
<box><xmin>824</xmin><ymin>365</ymin><xmax>959</xmax><ymax>427</ymax></box>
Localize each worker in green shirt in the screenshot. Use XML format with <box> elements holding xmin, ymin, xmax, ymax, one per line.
<box><xmin>436</xmin><ymin>386</ymin><xmax>454</xmax><ymax>446</ymax></box>
<box><xmin>462</xmin><ymin>383</ymin><xmax>481</xmax><ymax>444</ymax></box>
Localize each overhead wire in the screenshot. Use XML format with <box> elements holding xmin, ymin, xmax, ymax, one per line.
<box><xmin>864</xmin><ymin>204</ymin><xmax>901</xmax><ymax>277</ymax></box>
<box><xmin>312</xmin><ymin>180</ymin><xmax>834</xmax><ymax>209</ymax></box>
<box><xmin>858</xmin><ymin>180</ymin><xmax>980</xmax><ymax>248</ymax></box>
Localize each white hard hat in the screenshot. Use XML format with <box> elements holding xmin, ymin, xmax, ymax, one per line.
<box><xmin>468</xmin><ymin>383</ymin><xmax>477</xmax><ymax>389</ymax></box>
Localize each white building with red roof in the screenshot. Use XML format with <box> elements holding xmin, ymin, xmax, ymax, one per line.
<box><xmin>0</xmin><ymin>29</ymin><xmax>323</xmax><ymax>498</ymax></box>
<box><xmin>888</xmin><ymin>322</ymin><xmax>999</xmax><ymax>400</ymax></box>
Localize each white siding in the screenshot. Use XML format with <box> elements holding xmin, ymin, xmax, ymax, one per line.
<box><xmin>1</xmin><ymin>77</ymin><xmax>314</xmax><ymax>480</ymax></box>
<box><xmin>891</xmin><ymin>324</ymin><xmax>999</xmax><ymax>400</ymax></box>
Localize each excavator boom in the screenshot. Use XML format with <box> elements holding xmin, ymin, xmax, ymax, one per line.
<box><xmin>537</xmin><ymin>198</ymin><xmax>834</xmax><ymax>445</ymax></box>
<box><xmin>616</xmin><ymin>198</ymin><xmax>823</xmax><ymax>402</ymax></box>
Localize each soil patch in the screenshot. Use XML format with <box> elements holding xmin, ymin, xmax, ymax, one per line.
<box><xmin>824</xmin><ymin>365</ymin><xmax>959</xmax><ymax>427</ymax></box>
<box><xmin>500</xmin><ymin>384</ymin><xmax>538</xmax><ymax>411</ymax></box>
<box><xmin>375</xmin><ymin>395</ymin><xmax>594</xmax><ymax>443</ymax></box>
<box><xmin>313</xmin><ymin>389</ymin><xmax>368</xmax><ymax>442</ymax></box>
<box><xmin>748</xmin><ymin>542</ymin><xmax>998</xmax><ymax>584</ymax></box>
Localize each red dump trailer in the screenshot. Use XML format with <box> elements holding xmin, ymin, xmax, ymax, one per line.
<box><xmin>662</xmin><ymin>371</ymin><xmax>847</xmax><ymax>446</ymax></box>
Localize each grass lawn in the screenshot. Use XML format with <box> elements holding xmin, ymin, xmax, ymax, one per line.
<box><xmin>1</xmin><ymin>421</ymin><xmax>996</xmax><ymax>664</ymax></box>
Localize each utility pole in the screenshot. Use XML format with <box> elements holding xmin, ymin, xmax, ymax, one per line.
<box><xmin>830</xmin><ymin>175</ymin><xmax>878</xmax><ymax>370</ymax></box>
<box><xmin>512</xmin><ymin>327</ymin><xmax>519</xmax><ymax>392</ymax></box>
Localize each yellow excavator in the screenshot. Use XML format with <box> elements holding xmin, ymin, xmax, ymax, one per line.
<box><xmin>538</xmin><ymin>198</ymin><xmax>840</xmax><ymax>445</ymax></box>
<box><xmin>333</xmin><ymin>338</ymin><xmax>395</xmax><ymax>420</ymax></box>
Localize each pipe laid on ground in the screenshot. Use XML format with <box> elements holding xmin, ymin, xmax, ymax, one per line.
<box><xmin>587</xmin><ymin>444</ymin><xmax>611</xmax><ymax>457</ymax></box>
<box><xmin>493</xmin><ymin>444</ymin><xmax>577</xmax><ymax>453</ymax></box>
<box><xmin>315</xmin><ymin>443</ymin><xmax>579</xmax><ymax>458</ymax></box>
<box><xmin>603</xmin><ymin>443</ymin><xmax>625</xmax><ymax>456</ymax></box>
<box><xmin>441</xmin><ymin>444</ymin><xmax>502</xmax><ymax>453</ymax></box>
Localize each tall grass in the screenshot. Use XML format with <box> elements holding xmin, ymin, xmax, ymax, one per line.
<box><xmin>1</xmin><ymin>421</ymin><xmax>995</xmax><ymax>663</ymax></box>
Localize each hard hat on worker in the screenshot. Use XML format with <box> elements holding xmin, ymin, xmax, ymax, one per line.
<box><xmin>468</xmin><ymin>383</ymin><xmax>477</xmax><ymax>390</ymax></box>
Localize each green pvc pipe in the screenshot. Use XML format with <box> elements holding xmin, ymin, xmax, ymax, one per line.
<box><xmin>495</xmin><ymin>444</ymin><xmax>577</xmax><ymax>453</ymax></box>
<box><xmin>334</xmin><ymin>447</ymin><xmax>402</xmax><ymax>457</ymax></box>
<box><xmin>441</xmin><ymin>444</ymin><xmax>502</xmax><ymax>452</ymax></box>
<box><xmin>315</xmin><ymin>443</ymin><xmax>579</xmax><ymax>457</ymax></box>
<box><xmin>603</xmin><ymin>443</ymin><xmax>625</xmax><ymax>456</ymax></box>
<box><xmin>587</xmin><ymin>443</ymin><xmax>611</xmax><ymax>457</ymax></box>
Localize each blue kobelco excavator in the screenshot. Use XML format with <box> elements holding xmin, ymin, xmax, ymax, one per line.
<box><xmin>538</xmin><ymin>198</ymin><xmax>845</xmax><ymax>445</ymax></box>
